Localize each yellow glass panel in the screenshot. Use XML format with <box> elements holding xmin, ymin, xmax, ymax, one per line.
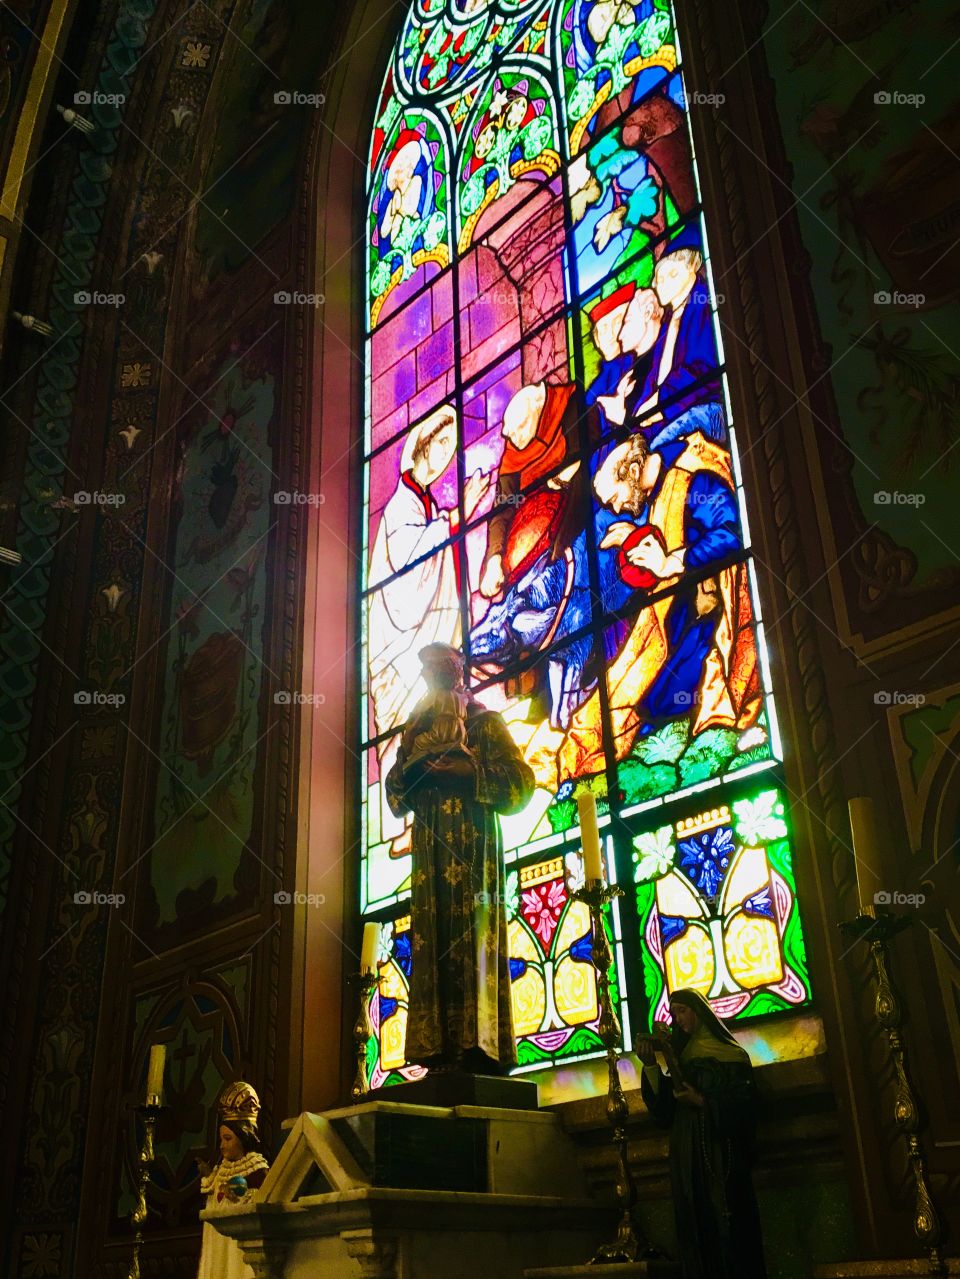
<box><xmin>725</xmin><ymin>913</ymin><xmax>782</xmax><ymax>989</ymax></box>
<box><xmin>656</xmin><ymin>869</ymin><xmax>705</xmax><ymax>919</ymax></box>
<box><xmin>381</xmin><ymin>1006</ymin><xmax>408</xmax><ymax>1070</ymax></box>
<box><xmin>378</xmin><ymin>958</ymin><xmax>407</xmax><ymax>1001</ymax></box>
<box><xmin>554</xmin><ymin>898</ymin><xmax>592</xmax><ymax>956</ymax></box>
<box><xmin>663</xmin><ymin>922</ymin><xmax>714</xmax><ymax>997</ymax></box>
<box><xmin>554</xmin><ymin>953</ymin><xmax>599</xmax><ymax>1026</ymax></box>
<box><xmin>511</xmin><ymin>966</ymin><xmax>546</xmax><ymax>1037</ymax></box>
<box><xmin>509</xmin><ymin>917</ymin><xmax>546</xmax><ymax>1037</ymax></box>
<box><xmin>377</xmin><ymin>955</ymin><xmax>411</xmax><ymax>1070</ymax></box>
<box><xmin>720</xmin><ymin>845</ymin><xmax>769</xmax><ymax>914</ymax></box>
<box><xmin>509</xmin><ymin>915</ymin><xmax>542</xmax><ymax>962</ymax></box>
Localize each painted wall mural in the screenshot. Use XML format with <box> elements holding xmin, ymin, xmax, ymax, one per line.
<box><xmin>0</xmin><ymin>0</ymin><xmax>305</xmax><ymax>1269</ymax></box>
<box><xmin>0</xmin><ymin>0</ymin><xmax>50</xmax><ymax>172</ymax></box>
<box><xmin>115</xmin><ymin>973</ymin><xmax>248</xmax><ymax>1232</ymax></box>
<box><xmin>762</xmin><ymin>1</ymin><xmax>960</xmax><ymax>636</ymax></box>
<box><xmin>190</xmin><ymin>0</ymin><xmax>325</xmax><ymax>285</ymax></box>
<box><xmin>144</xmin><ymin>339</ymin><xmax>277</xmax><ymax>936</ymax></box>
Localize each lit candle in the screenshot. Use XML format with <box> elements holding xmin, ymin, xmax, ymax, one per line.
<box><xmin>145</xmin><ymin>1043</ymin><xmax>165</xmax><ymax>1102</ymax></box>
<box><xmin>360</xmin><ymin>922</ymin><xmax>379</xmax><ymax>975</ymax></box>
<box><xmin>578</xmin><ymin>792</ymin><xmax>604</xmax><ymax>884</ymax></box>
<box><xmin>849</xmin><ymin>797</ymin><xmax>881</xmax><ymax>917</ymax></box>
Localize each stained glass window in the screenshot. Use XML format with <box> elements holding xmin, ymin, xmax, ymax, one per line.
<box><xmin>633</xmin><ymin>787</ymin><xmax>810</xmax><ymax>1027</ymax></box>
<box><xmin>360</xmin><ymin>0</ymin><xmax>812</xmax><ymax>1075</ymax></box>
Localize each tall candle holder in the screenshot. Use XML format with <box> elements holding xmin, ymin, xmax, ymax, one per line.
<box><xmin>572</xmin><ymin>878</ymin><xmax>655</xmax><ymax>1264</ymax></box>
<box><xmin>349</xmin><ymin>970</ymin><xmax>379</xmax><ymax>1100</ymax></box>
<box><xmin>839</xmin><ymin>910</ymin><xmax>946</xmax><ymax>1277</ymax></box>
<box><xmin>127</xmin><ymin>1099</ymin><xmax>162</xmax><ymax>1279</ymax></box>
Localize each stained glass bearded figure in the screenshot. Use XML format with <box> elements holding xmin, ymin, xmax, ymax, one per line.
<box><xmin>386</xmin><ymin>644</ymin><xmax>534</xmax><ymax>1072</ymax></box>
<box><xmin>368</xmin><ymin>406</ymin><xmax>490</xmax><ymax>845</ymax></box>
<box><xmin>636</xmin><ymin>990</ymin><xmax>768</xmax><ymax>1279</ymax></box>
<box><xmin>375</xmin><ymin>129</ymin><xmax>439</xmax><ymax>277</ymax></box>
<box><xmin>526</xmin><ymin>429</ymin><xmax>760</xmax><ymax>787</ymax></box>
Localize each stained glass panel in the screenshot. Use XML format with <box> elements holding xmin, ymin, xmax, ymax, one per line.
<box><xmin>366</xmin><ymin>916</ymin><xmax>428</xmax><ymax>1087</ymax></box>
<box><xmin>632</xmin><ymin>786</ymin><xmax>810</xmax><ymax>1028</ymax></box>
<box><xmin>457</xmin><ymin>69</ymin><xmax>562</xmax><ymax>251</ymax></box>
<box><xmin>509</xmin><ymin>848</ymin><xmax>627</xmax><ymax>1067</ymax></box>
<box><xmin>558</xmin><ymin>0</ymin><xmax>677</xmax><ymax>156</ymax></box>
<box><xmin>368</xmin><ymin>111</ymin><xmax>452</xmax><ymax>326</ymax></box>
<box><xmin>569</xmin><ymin>77</ymin><xmax>692</xmax><ymax>294</ymax></box>
<box><xmin>359</xmin><ymin>0</ymin><xmax>813</xmax><ymax>1075</ymax></box>
<box><xmin>360</xmin><ymin>742</ymin><xmax>411</xmax><ymax>912</ymax></box>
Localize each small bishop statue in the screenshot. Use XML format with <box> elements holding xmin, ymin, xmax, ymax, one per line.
<box><xmin>386</xmin><ymin>642</ymin><xmax>534</xmax><ymax>1074</ymax></box>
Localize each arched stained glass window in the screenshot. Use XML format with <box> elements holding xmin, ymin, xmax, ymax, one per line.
<box><xmin>360</xmin><ymin>0</ymin><xmax>811</xmax><ymax>1084</ymax></box>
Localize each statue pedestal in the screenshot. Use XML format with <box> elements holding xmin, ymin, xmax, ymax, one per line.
<box><xmin>206</xmin><ymin>1101</ymin><xmax>619</xmax><ymax>1278</ymax></box>
<box><xmin>524</xmin><ymin>1265</ymin><xmax>680</xmax><ymax>1278</ymax></box>
<box><xmin>370</xmin><ymin>1070</ymin><xmax>539</xmax><ymax>1111</ymax></box>
<box><xmin>813</xmin><ymin>1263</ymin><xmax>960</xmax><ymax>1277</ymax></box>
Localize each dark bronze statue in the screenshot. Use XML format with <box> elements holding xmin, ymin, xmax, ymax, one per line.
<box><xmin>386</xmin><ymin>643</ymin><xmax>534</xmax><ymax>1074</ymax></box>
<box><xmin>636</xmin><ymin>989</ymin><xmax>768</xmax><ymax>1278</ymax></box>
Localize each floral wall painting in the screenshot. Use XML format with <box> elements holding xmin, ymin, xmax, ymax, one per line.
<box><xmin>192</xmin><ymin>0</ymin><xmax>322</xmax><ymax>283</ymax></box>
<box><xmin>762</xmin><ymin>1</ymin><xmax>960</xmax><ymax>634</ymax></box>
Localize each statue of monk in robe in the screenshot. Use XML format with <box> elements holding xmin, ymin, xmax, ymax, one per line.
<box><xmin>386</xmin><ymin>643</ymin><xmax>534</xmax><ymax>1073</ymax></box>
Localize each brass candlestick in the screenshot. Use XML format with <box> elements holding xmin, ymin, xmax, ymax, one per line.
<box><xmin>573</xmin><ymin>878</ymin><xmax>655</xmax><ymax>1264</ymax></box>
<box><xmin>839</xmin><ymin>911</ymin><xmax>946</xmax><ymax>1277</ymax></box>
<box><xmin>350</xmin><ymin>970</ymin><xmax>379</xmax><ymax>1099</ymax></box>
<box><xmin>127</xmin><ymin>1100</ymin><xmax>161</xmax><ymax>1279</ymax></box>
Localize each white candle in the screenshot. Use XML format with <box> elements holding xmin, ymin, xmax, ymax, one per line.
<box><xmin>849</xmin><ymin>797</ymin><xmax>880</xmax><ymax>917</ymax></box>
<box><xmin>145</xmin><ymin>1043</ymin><xmax>165</xmax><ymax>1101</ymax></box>
<box><xmin>577</xmin><ymin>792</ymin><xmax>604</xmax><ymax>883</ymax></box>
<box><xmin>360</xmin><ymin>922</ymin><xmax>379</xmax><ymax>975</ymax></box>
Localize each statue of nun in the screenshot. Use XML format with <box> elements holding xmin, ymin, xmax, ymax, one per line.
<box><xmin>635</xmin><ymin>988</ymin><xmax>767</xmax><ymax>1279</ymax></box>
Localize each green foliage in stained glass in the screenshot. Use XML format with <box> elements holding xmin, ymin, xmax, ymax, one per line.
<box><xmin>620</xmin><ymin>716</ymin><xmax>774</xmax><ymax>808</ymax></box>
